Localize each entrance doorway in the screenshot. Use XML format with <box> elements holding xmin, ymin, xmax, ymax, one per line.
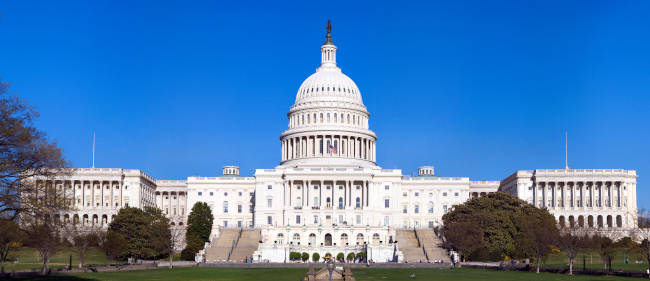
<box><xmin>325</xmin><ymin>233</ymin><xmax>332</xmax><ymax>246</ymax></box>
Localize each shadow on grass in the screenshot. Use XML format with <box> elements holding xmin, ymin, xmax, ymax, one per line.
<box><xmin>2</xmin><ymin>273</ymin><xmax>98</xmax><ymax>281</ymax></box>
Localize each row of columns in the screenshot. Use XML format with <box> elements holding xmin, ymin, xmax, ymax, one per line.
<box><xmin>281</xmin><ymin>135</ymin><xmax>376</xmax><ymax>162</ymax></box>
<box><xmin>155</xmin><ymin>191</ymin><xmax>186</xmax><ymax>217</ymax></box>
<box><xmin>285</xmin><ymin>180</ymin><xmax>370</xmax><ymax>209</ymax></box>
<box><xmin>39</xmin><ymin>180</ymin><xmax>128</xmax><ymax>209</ymax></box>
<box><xmin>288</xmin><ymin>111</ymin><xmax>367</xmax><ymax>130</ymax></box>
<box><xmin>533</xmin><ymin>181</ymin><xmax>624</xmax><ymax>209</ymax></box>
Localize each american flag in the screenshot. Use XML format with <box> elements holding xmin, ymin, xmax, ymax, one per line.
<box><xmin>328</xmin><ymin>144</ymin><xmax>337</xmax><ymax>154</ymax></box>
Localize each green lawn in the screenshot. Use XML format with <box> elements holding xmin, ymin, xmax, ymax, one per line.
<box><xmin>543</xmin><ymin>250</ymin><xmax>647</xmax><ymax>272</ymax></box>
<box><xmin>5</xmin><ymin>267</ymin><xmax>650</xmax><ymax>281</ymax></box>
<box><xmin>4</xmin><ymin>247</ymin><xmax>115</xmax><ymax>271</ymax></box>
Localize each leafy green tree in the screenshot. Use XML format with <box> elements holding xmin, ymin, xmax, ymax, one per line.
<box><xmin>301</xmin><ymin>252</ymin><xmax>309</xmax><ymax>262</ymax></box>
<box><xmin>443</xmin><ymin>192</ymin><xmax>558</xmax><ymax>263</ymax></box>
<box><xmin>181</xmin><ymin>202</ymin><xmax>214</xmax><ymax>260</ymax></box>
<box><xmin>346</xmin><ymin>253</ymin><xmax>355</xmax><ymax>262</ymax></box>
<box><xmin>104</xmin><ymin>231</ymin><xmax>127</xmax><ymax>260</ymax></box>
<box><xmin>516</xmin><ymin>207</ymin><xmax>559</xmax><ymax>273</ymax></box>
<box><xmin>107</xmin><ymin>206</ymin><xmax>170</xmax><ymax>260</ymax></box>
<box><xmin>0</xmin><ymin>219</ymin><xmax>22</xmax><ymax>274</ymax></box>
<box><xmin>312</xmin><ymin>252</ymin><xmax>320</xmax><ymax>262</ymax></box>
<box><xmin>336</xmin><ymin>252</ymin><xmax>344</xmax><ymax>262</ymax></box>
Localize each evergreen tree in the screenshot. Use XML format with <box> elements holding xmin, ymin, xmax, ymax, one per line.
<box><xmin>181</xmin><ymin>202</ymin><xmax>214</xmax><ymax>260</ymax></box>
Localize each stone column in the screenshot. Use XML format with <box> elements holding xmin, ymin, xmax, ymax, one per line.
<box><xmin>307</xmin><ymin>180</ymin><xmax>310</xmax><ymax>207</ymax></box>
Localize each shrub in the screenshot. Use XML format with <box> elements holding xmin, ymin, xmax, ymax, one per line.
<box><xmin>336</xmin><ymin>252</ymin><xmax>344</xmax><ymax>261</ymax></box>
<box><xmin>346</xmin><ymin>253</ymin><xmax>355</xmax><ymax>261</ymax></box>
<box><xmin>301</xmin><ymin>252</ymin><xmax>309</xmax><ymax>262</ymax></box>
<box><xmin>312</xmin><ymin>252</ymin><xmax>320</xmax><ymax>262</ymax></box>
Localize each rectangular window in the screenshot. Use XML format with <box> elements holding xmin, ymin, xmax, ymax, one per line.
<box><xmin>356</xmin><ymin>185</ymin><xmax>360</xmax><ymax>190</ymax></box>
<box><xmin>267</xmin><ymin>199</ymin><xmax>272</xmax><ymax>208</ymax></box>
<box><xmin>267</xmin><ymin>216</ymin><xmax>272</xmax><ymax>225</ymax></box>
<box><xmin>415</xmin><ymin>192</ymin><xmax>419</xmax><ymax>197</ymax></box>
<box><xmin>338</xmin><ymin>186</ymin><xmax>343</xmax><ymax>190</ymax></box>
<box><xmin>223</xmin><ymin>221</ymin><xmax>228</xmax><ymax>227</ymax></box>
<box><xmin>223</xmin><ymin>201</ymin><xmax>228</xmax><ymax>213</ymax></box>
<box><xmin>443</xmin><ymin>205</ymin><xmax>448</xmax><ymax>213</ymax></box>
<box><xmin>267</xmin><ymin>185</ymin><xmax>272</xmax><ymax>190</ymax></box>
<box><xmin>326</xmin><ymin>185</ymin><xmax>331</xmax><ymax>190</ymax></box>
<box><xmin>402</xmin><ymin>206</ymin><xmax>407</xmax><ymax>213</ymax></box>
<box><xmin>356</xmin><ymin>215</ymin><xmax>361</xmax><ymax>225</ymax></box>
<box><xmin>384</xmin><ymin>216</ymin><xmax>389</xmax><ymax>226</ymax></box>
<box><xmin>314</xmin><ymin>216</ymin><xmax>318</xmax><ymax>224</ymax></box>
<box><xmin>198</xmin><ymin>192</ymin><xmax>202</xmax><ymax>196</ymax></box>
<box><xmin>237</xmin><ymin>221</ymin><xmax>242</xmax><ymax>228</ymax></box>
<box><xmin>314</xmin><ymin>185</ymin><xmax>318</xmax><ymax>190</ymax></box>
<box><xmin>415</xmin><ymin>205</ymin><xmax>419</xmax><ymax>214</ymax></box>
<box><xmin>403</xmin><ymin>192</ymin><xmax>407</xmax><ymax>197</ymax></box>
<box><xmin>296</xmin><ymin>215</ymin><xmax>301</xmax><ymax>224</ymax></box>
<box><xmin>384</xmin><ymin>199</ymin><xmax>390</xmax><ymax>208</ymax></box>
<box><xmin>454</xmin><ymin>192</ymin><xmax>459</xmax><ymax>197</ymax></box>
<box><xmin>237</xmin><ymin>205</ymin><xmax>242</xmax><ymax>213</ymax></box>
<box><xmin>385</xmin><ymin>185</ymin><xmax>389</xmax><ymax>190</ymax></box>
<box><xmin>443</xmin><ymin>192</ymin><xmax>447</xmax><ymax>197</ymax></box>
<box><xmin>339</xmin><ymin>215</ymin><xmax>343</xmax><ymax>223</ymax></box>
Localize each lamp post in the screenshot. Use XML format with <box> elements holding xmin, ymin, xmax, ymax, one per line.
<box><xmin>327</xmin><ymin>259</ymin><xmax>334</xmax><ymax>281</ymax></box>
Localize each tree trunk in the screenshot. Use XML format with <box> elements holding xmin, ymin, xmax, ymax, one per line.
<box><xmin>536</xmin><ymin>254</ymin><xmax>541</xmax><ymax>274</ymax></box>
<box><xmin>169</xmin><ymin>251</ymin><xmax>173</xmax><ymax>269</ymax></box>
<box><xmin>41</xmin><ymin>254</ymin><xmax>49</xmax><ymax>275</ymax></box>
<box><xmin>569</xmin><ymin>256</ymin><xmax>574</xmax><ymax>275</ymax></box>
<box><xmin>79</xmin><ymin>252</ymin><xmax>84</xmax><ymax>269</ymax></box>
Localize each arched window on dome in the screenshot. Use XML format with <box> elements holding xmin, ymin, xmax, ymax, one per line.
<box><xmin>347</xmin><ymin>114</ymin><xmax>350</xmax><ymax>124</ymax></box>
<box><xmin>334</xmin><ymin>140</ymin><xmax>338</xmax><ymax>152</ymax></box>
<box><xmin>320</xmin><ymin>113</ymin><xmax>323</xmax><ymax>123</ymax></box>
<box><xmin>319</xmin><ymin>139</ymin><xmax>323</xmax><ymax>154</ymax></box>
<box><xmin>327</xmin><ymin>113</ymin><xmax>330</xmax><ymax>123</ymax></box>
<box><xmin>322</xmin><ymin>87</ymin><xmax>324</xmax><ymax>91</ymax></box>
<box><xmin>326</xmin><ymin>140</ymin><xmax>331</xmax><ymax>154</ymax></box>
<box><xmin>301</xmin><ymin>115</ymin><xmax>304</xmax><ymax>125</ymax></box>
<box><xmin>334</xmin><ymin>113</ymin><xmax>337</xmax><ymax>123</ymax></box>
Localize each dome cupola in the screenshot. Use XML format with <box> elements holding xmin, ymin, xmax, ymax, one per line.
<box><xmin>280</xmin><ymin>21</ymin><xmax>377</xmax><ymax>168</ymax></box>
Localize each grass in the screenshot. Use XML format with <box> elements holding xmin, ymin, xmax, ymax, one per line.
<box><xmin>4</xmin><ymin>267</ymin><xmax>650</xmax><ymax>281</ymax></box>
<box><xmin>543</xmin><ymin>250</ymin><xmax>647</xmax><ymax>272</ymax></box>
<box><xmin>4</xmin><ymin>247</ymin><xmax>115</xmax><ymax>271</ymax></box>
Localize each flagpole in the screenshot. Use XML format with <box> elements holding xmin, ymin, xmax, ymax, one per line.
<box><xmin>565</xmin><ymin>131</ymin><xmax>568</xmax><ymax>170</ymax></box>
<box><xmin>92</xmin><ymin>132</ymin><xmax>95</xmax><ymax>168</ymax></box>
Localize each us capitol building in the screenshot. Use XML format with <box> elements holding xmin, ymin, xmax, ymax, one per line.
<box><xmin>45</xmin><ymin>23</ymin><xmax>639</xmax><ymax>262</ymax></box>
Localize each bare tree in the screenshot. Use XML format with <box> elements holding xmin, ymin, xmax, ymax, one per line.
<box><xmin>0</xmin><ymin>78</ymin><xmax>70</xmax><ymax>220</ymax></box>
<box><xmin>0</xmin><ymin>219</ymin><xmax>22</xmax><ymax>274</ymax></box>
<box><xmin>167</xmin><ymin>225</ymin><xmax>185</xmax><ymax>268</ymax></box>
<box><xmin>636</xmin><ymin>209</ymin><xmax>650</xmax><ymax>276</ymax></box>
<box><xmin>70</xmin><ymin>226</ymin><xmax>100</xmax><ymax>269</ymax></box>
<box><xmin>557</xmin><ymin>227</ymin><xmax>589</xmax><ymax>275</ymax></box>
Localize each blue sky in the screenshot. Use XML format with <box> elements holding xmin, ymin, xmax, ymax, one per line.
<box><xmin>1</xmin><ymin>1</ymin><xmax>648</xmax><ymax>208</ymax></box>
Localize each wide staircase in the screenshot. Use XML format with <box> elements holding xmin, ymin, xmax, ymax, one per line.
<box><xmin>416</xmin><ymin>228</ymin><xmax>451</xmax><ymax>263</ymax></box>
<box><xmin>205</xmin><ymin>228</ymin><xmax>239</xmax><ymax>262</ymax></box>
<box><xmin>230</xmin><ymin>229</ymin><xmax>261</xmax><ymax>262</ymax></box>
<box><xmin>396</xmin><ymin>229</ymin><xmax>426</xmax><ymax>262</ymax></box>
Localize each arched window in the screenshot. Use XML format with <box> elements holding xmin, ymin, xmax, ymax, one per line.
<box><xmin>355</xmin><ymin>197</ymin><xmax>360</xmax><ymax>208</ymax></box>
<box><xmin>347</xmin><ymin>114</ymin><xmax>350</xmax><ymax>124</ymax></box>
<box><xmin>334</xmin><ymin>113</ymin><xmax>337</xmax><ymax>123</ymax></box>
<box><xmin>320</xmin><ymin>113</ymin><xmax>323</xmax><ymax>123</ymax></box>
<box><xmin>338</xmin><ymin>197</ymin><xmax>343</xmax><ymax>209</ymax></box>
<box><xmin>293</xmin><ymin>233</ymin><xmax>300</xmax><ymax>243</ymax></box>
<box><xmin>327</xmin><ymin>113</ymin><xmax>330</xmax><ymax>123</ymax></box>
<box><xmin>309</xmin><ymin>233</ymin><xmax>316</xmax><ymax>245</ymax></box>
<box><xmin>341</xmin><ymin>233</ymin><xmax>348</xmax><ymax>245</ymax></box>
<box><xmin>372</xmin><ymin>233</ymin><xmax>380</xmax><ymax>245</ymax></box>
<box><xmin>356</xmin><ymin>233</ymin><xmax>364</xmax><ymax>245</ymax></box>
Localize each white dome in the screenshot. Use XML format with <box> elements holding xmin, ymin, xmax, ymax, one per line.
<box><xmin>295</xmin><ymin>68</ymin><xmax>363</xmax><ymax>106</ymax></box>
